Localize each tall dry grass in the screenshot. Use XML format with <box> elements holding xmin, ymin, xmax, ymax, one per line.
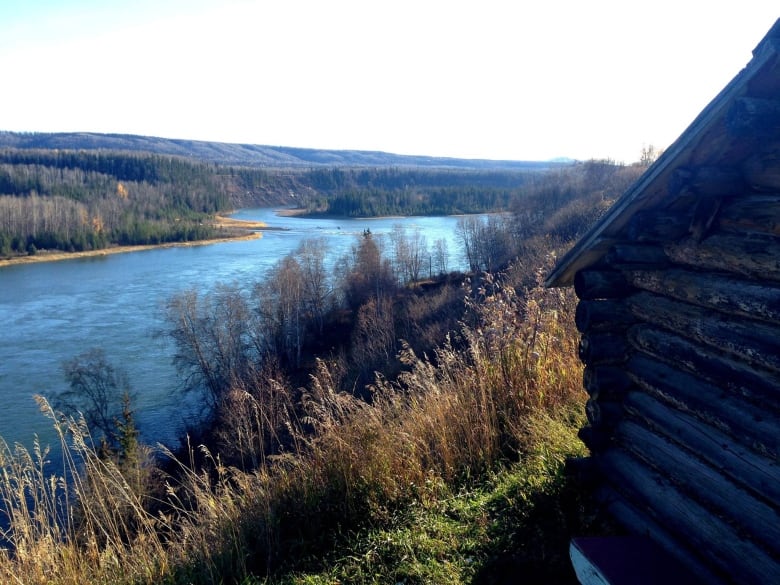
<box><xmin>238</xmin><ymin>271</ymin><xmax>585</xmax><ymax>574</ymax></box>
<box><xmin>0</xmin><ymin>271</ymin><xmax>585</xmax><ymax>584</ymax></box>
<box><xmin>0</xmin><ymin>398</ymin><xmax>171</xmax><ymax>585</ymax></box>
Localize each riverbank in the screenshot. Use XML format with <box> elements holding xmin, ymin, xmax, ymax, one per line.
<box><xmin>0</xmin><ymin>215</ymin><xmax>266</xmax><ymax>268</ymax></box>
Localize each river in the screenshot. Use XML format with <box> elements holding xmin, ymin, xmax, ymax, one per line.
<box><xmin>0</xmin><ymin>209</ymin><xmax>469</xmax><ymax>450</ymax></box>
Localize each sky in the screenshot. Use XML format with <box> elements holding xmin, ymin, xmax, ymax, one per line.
<box><xmin>0</xmin><ymin>1</ymin><xmax>777</xmax><ymax>163</ymax></box>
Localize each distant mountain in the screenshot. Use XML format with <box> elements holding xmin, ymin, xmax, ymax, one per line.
<box><xmin>0</xmin><ymin>131</ymin><xmax>565</xmax><ymax>171</ymax></box>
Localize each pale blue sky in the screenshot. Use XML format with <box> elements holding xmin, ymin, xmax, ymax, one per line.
<box><xmin>0</xmin><ymin>1</ymin><xmax>777</xmax><ymax>162</ymax></box>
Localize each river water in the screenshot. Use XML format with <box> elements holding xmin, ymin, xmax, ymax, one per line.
<box><xmin>0</xmin><ymin>209</ymin><xmax>468</xmax><ymax>450</ymax></box>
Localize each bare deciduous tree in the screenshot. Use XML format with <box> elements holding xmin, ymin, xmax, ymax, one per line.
<box><xmin>255</xmin><ymin>256</ymin><xmax>307</xmax><ymax>367</ymax></box>
<box><xmin>296</xmin><ymin>237</ymin><xmax>332</xmax><ymax>335</ymax></box>
<box><xmin>432</xmin><ymin>237</ymin><xmax>449</xmax><ymax>275</ymax></box>
<box><xmin>456</xmin><ymin>215</ymin><xmax>515</xmax><ymax>273</ymax></box>
<box><xmin>165</xmin><ymin>284</ymin><xmax>260</xmax><ymax>409</ymax></box>
<box><xmin>53</xmin><ymin>348</ymin><xmax>135</xmax><ymax>449</ymax></box>
<box><xmin>390</xmin><ymin>225</ymin><xmax>428</xmax><ymax>283</ymax></box>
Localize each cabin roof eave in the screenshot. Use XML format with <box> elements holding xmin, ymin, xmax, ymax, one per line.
<box><xmin>546</xmin><ymin>18</ymin><xmax>780</xmax><ymax>288</ymax></box>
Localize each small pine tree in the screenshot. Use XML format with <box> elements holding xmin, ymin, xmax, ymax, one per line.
<box><xmin>116</xmin><ymin>391</ymin><xmax>139</xmax><ymax>468</ymax></box>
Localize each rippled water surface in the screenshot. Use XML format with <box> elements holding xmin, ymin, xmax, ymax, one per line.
<box><xmin>0</xmin><ymin>209</ymin><xmax>468</xmax><ymax>448</ymax></box>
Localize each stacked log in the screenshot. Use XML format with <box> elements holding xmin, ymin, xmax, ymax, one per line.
<box><xmin>572</xmin><ymin>175</ymin><xmax>780</xmax><ymax>583</ymax></box>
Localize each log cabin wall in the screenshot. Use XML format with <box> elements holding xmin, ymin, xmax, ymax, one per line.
<box><xmin>547</xmin><ymin>19</ymin><xmax>780</xmax><ymax>585</ymax></box>
<box><xmin>572</xmin><ymin>194</ymin><xmax>780</xmax><ymax>585</ymax></box>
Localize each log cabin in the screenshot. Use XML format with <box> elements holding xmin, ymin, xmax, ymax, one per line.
<box><xmin>545</xmin><ymin>19</ymin><xmax>780</xmax><ymax>585</ymax></box>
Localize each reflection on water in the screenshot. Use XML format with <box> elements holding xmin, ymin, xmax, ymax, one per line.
<box><xmin>0</xmin><ymin>209</ymin><xmax>468</xmax><ymax>449</ymax></box>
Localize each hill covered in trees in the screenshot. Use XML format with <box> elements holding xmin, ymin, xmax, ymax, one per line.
<box><xmin>0</xmin><ymin>131</ymin><xmax>566</xmax><ymax>170</ymax></box>
<box><xmin>0</xmin><ymin>148</ymin><xmax>293</xmax><ymax>257</ymax></box>
<box><xmin>295</xmin><ymin>166</ymin><xmax>540</xmax><ymax>216</ymax></box>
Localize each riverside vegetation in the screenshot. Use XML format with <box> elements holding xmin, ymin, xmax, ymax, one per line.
<box><xmin>0</xmin><ymin>156</ymin><xmax>646</xmax><ymax>584</ymax></box>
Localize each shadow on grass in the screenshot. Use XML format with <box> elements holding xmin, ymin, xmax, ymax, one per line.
<box><xmin>471</xmin><ymin>468</ymin><xmax>596</xmax><ymax>585</ymax></box>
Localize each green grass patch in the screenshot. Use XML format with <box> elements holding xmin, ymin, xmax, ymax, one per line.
<box><xmin>267</xmin><ymin>413</ymin><xmax>588</xmax><ymax>585</ymax></box>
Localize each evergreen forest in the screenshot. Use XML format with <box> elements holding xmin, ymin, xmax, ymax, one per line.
<box><xmin>297</xmin><ymin>167</ymin><xmax>534</xmax><ymax>216</ymax></box>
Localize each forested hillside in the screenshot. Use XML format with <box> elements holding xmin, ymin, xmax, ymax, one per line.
<box><xmin>0</xmin><ymin>131</ymin><xmax>565</xmax><ymax>170</ymax></box>
<box><xmin>297</xmin><ymin>166</ymin><xmax>534</xmax><ymax>216</ymax></box>
<box><xmin>0</xmin><ymin>149</ymin><xmax>291</xmax><ymax>256</ymax></box>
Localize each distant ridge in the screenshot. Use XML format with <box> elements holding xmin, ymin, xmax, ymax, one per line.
<box><xmin>0</xmin><ymin>131</ymin><xmax>565</xmax><ymax>171</ymax></box>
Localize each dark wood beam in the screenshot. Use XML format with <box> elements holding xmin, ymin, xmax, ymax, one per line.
<box><xmin>726</xmin><ymin>97</ymin><xmax>780</xmax><ymax>137</ymax></box>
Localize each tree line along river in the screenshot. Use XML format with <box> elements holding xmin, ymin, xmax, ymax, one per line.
<box><xmin>0</xmin><ymin>209</ymin><xmax>471</xmax><ymax>450</ymax></box>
